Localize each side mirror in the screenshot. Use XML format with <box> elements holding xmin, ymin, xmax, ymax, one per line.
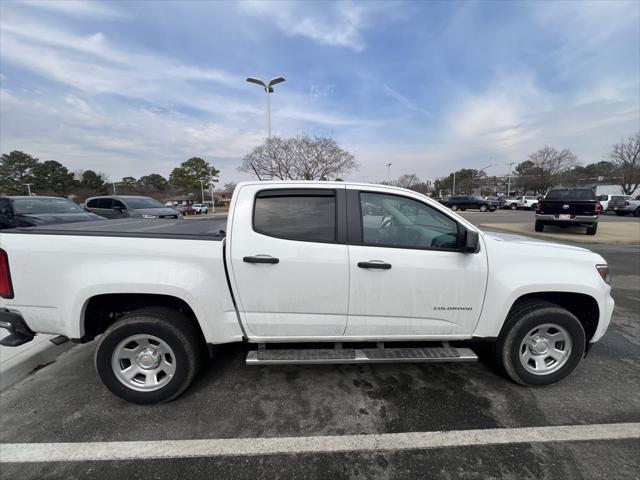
<box><xmin>463</xmin><ymin>229</ymin><xmax>480</xmax><ymax>253</ymax></box>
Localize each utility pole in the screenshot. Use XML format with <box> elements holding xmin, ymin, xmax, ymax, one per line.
<box><xmin>209</xmin><ymin>169</ymin><xmax>219</xmax><ymax>213</ymax></box>
<box><xmin>386</xmin><ymin>163</ymin><xmax>392</xmax><ymax>184</ymax></box>
<box><xmin>24</xmin><ymin>183</ymin><xmax>32</xmax><ymax>196</ymax></box>
<box><xmin>198</xmin><ymin>179</ymin><xmax>206</xmax><ymax>204</ymax></box>
<box><xmin>112</xmin><ymin>182</ymin><xmax>117</xmax><ymax>194</ymax></box>
<box><xmin>452</xmin><ymin>172</ymin><xmax>456</xmax><ymax>196</ymax></box>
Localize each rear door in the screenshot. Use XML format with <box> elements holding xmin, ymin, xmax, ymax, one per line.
<box><xmin>87</xmin><ymin>198</ymin><xmax>117</xmax><ymax>219</ymax></box>
<box><xmin>228</xmin><ymin>185</ymin><xmax>349</xmax><ymax>338</ymax></box>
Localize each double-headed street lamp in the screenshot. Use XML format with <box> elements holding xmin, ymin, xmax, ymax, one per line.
<box><xmin>246</xmin><ymin>76</ymin><xmax>286</xmax><ymax>139</ymax></box>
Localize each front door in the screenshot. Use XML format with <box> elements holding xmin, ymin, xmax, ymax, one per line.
<box><xmin>229</xmin><ymin>186</ymin><xmax>349</xmax><ymax>338</ymax></box>
<box><xmin>346</xmin><ymin>189</ymin><xmax>488</xmax><ymax>337</ymax></box>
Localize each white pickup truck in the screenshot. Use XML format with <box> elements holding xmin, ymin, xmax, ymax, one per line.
<box><xmin>0</xmin><ymin>181</ymin><xmax>614</xmax><ymax>404</ymax></box>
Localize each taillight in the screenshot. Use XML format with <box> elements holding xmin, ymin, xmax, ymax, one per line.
<box><xmin>595</xmin><ymin>201</ymin><xmax>602</xmax><ymax>215</ymax></box>
<box><xmin>534</xmin><ymin>202</ymin><xmax>541</xmax><ymax>213</ymax></box>
<box><xmin>596</xmin><ymin>264</ymin><xmax>610</xmax><ymax>284</ymax></box>
<box><xmin>0</xmin><ymin>249</ymin><xmax>13</xmax><ymax>299</ymax></box>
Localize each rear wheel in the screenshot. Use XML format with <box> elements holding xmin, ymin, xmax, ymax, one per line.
<box><xmin>496</xmin><ymin>300</ymin><xmax>586</xmax><ymax>386</ymax></box>
<box><xmin>95</xmin><ymin>307</ymin><xmax>204</xmax><ymax>404</ymax></box>
<box><xmin>510</xmin><ymin>204</ymin><xmax>518</xmax><ymax>210</ymax></box>
<box><xmin>634</xmin><ymin>207</ymin><xmax>640</xmax><ymax>217</ymax></box>
<box><xmin>586</xmin><ymin>223</ymin><xmax>598</xmax><ymax>235</ymax></box>
<box><xmin>534</xmin><ymin>221</ymin><xmax>544</xmax><ymax>232</ymax></box>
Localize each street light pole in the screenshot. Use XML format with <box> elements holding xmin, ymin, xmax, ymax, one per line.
<box><xmin>452</xmin><ymin>172</ymin><xmax>456</xmax><ymax>195</ymax></box>
<box><xmin>386</xmin><ymin>163</ymin><xmax>392</xmax><ymax>184</ymax></box>
<box><xmin>246</xmin><ymin>76</ymin><xmax>286</xmax><ymax>139</ymax></box>
<box><xmin>505</xmin><ymin>162</ymin><xmax>515</xmax><ymax>197</ymax></box>
<box><xmin>24</xmin><ymin>183</ymin><xmax>32</xmax><ymax>196</ymax></box>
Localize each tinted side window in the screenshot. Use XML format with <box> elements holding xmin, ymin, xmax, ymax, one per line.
<box><xmin>112</xmin><ymin>199</ymin><xmax>126</xmax><ymax>209</ymax></box>
<box><xmin>0</xmin><ymin>199</ymin><xmax>10</xmax><ymax>213</ymax></box>
<box><xmin>360</xmin><ymin>192</ymin><xmax>459</xmax><ymax>250</ymax></box>
<box><xmin>97</xmin><ymin>198</ymin><xmax>113</xmax><ymax>209</ymax></box>
<box><xmin>254</xmin><ymin>191</ymin><xmax>336</xmax><ymax>242</ymax></box>
<box><xmin>86</xmin><ymin>199</ymin><xmax>99</xmax><ymax>208</ymax></box>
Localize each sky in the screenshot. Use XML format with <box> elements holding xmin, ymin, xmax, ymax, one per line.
<box><xmin>1</xmin><ymin>0</ymin><xmax>639</xmax><ymax>186</ymax></box>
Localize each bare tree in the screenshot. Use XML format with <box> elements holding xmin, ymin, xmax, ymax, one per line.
<box><xmin>395</xmin><ymin>174</ymin><xmax>420</xmax><ymax>189</ymax></box>
<box><xmin>610</xmin><ymin>132</ymin><xmax>640</xmax><ymax>195</ymax></box>
<box><xmin>240</xmin><ymin>135</ymin><xmax>358</xmax><ymax>180</ymax></box>
<box><xmin>517</xmin><ymin>146</ymin><xmax>577</xmax><ymax>192</ymax></box>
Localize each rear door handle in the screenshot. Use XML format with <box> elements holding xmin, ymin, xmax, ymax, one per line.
<box><xmin>243</xmin><ymin>255</ymin><xmax>279</xmax><ymax>264</ymax></box>
<box><xmin>357</xmin><ymin>261</ymin><xmax>392</xmax><ymax>270</ymax></box>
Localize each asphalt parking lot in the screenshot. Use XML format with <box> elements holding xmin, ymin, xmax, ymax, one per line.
<box><xmin>1</xmin><ymin>212</ymin><xmax>639</xmax><ymax>479</ymax></box>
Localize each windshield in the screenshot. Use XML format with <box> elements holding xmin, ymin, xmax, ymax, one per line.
<box><xmin>12</xmin><ymin>198</ymin><xmax>84</xmax><ymax>214</ymax></box>
<box><xmin>124</xmin><ymin>197</ymin><xmax>166</xmax><ymax>209</ymax></box>
<box><xmin>545</xmin><ymin>189</ymin><xmax>595</xmax><ymax>200</ymax></box>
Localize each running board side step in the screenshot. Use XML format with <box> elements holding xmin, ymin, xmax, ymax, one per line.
<box><xmin>246</xmin><ymin>346</ymin><xmax>478</xmax><ymax>365</ymax></box>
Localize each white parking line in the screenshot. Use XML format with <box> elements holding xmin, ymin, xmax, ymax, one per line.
<box><xmin>1</xmin><ymin>423</ymin><xmax>639</xmax><ymax>463</ymax></box>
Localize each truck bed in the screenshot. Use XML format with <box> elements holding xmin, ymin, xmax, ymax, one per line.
<box><xmin>0</xmin><ymin>218</ymin><xmax>227</xmax><ymax>240</ymax></box>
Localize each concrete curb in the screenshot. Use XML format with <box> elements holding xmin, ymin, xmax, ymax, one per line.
<box><xmin>0</xmin><ymin>335</ymin><xmax>74</xmax><ymax>393</ymax></box>
<box><xmin>480</xmin><ymin>223</ymin><xmax>640</xmax><ymax>245</ymax></box>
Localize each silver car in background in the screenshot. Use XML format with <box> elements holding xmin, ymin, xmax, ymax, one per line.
<box><xmin>85</xmin><ymin>196</ymin><xmax>182</xmax><ymax>219</ymax></box>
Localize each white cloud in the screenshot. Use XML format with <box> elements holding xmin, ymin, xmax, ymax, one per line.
<box><xmin>13</xmin><ymin>0</ymin><xmax>126</xmax><ymax>19</ymax></box>
<box><xmin>239</xmin><ymin>1</ymin><xmax>370</xmax><ymax>51</ymax></box>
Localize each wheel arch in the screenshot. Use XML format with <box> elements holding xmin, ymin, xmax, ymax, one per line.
<box><xmin>81</xmin><ymin>293</ymin><xmax>207</xmax><ymax>346</ymax></box>
<box><xmin>500</xmin><ymin>292</ymin><xmax>600</xmax><ymax>345</ymax></box>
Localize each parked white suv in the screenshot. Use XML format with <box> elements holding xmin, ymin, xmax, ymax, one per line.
<box><xmin>517</xmin><ymin>196</ymin><xmax>539</xmax><ymax>209</ymax></box>
<box><xmin>192</xmin><ymin>203</ymin><xmax>209</xmax><ymax>214</ymax></box>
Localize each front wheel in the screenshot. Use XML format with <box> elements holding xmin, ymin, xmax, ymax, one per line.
<box><xmin>615</xmin><ymin>211</ymin><xmax>627</xmax><ymax>216</ymax></box>
<box><xmin>95</xmin><ymin>307</ymin><xmax>205</xmax><ymax>404</ymax></box>
<box><xmin>510</xmin><ymin>204</ymin><xmax>518</xmax><ymax>210</ymax></box>
<box><xmin>496</xmin><ymin>300</ymin><xmax>586</xmax><ymax>386</ymax></box>
<box><xmin>480</xmin><ymin>205</ymin><xmax>488</xmax><ymax>212</ymax></box>
<box><xmin>634</xmin><ymin>207</ymin><xmax>640</xmax><ymax>217</ymax></box>
<box><xmin>451</xmin><ymin>204</ymin><xmax>458</xmax><ymax>211</ymax></box>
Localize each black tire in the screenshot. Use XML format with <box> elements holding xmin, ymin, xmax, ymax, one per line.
<box><xmin>95</xmin><ymin>307</ymin><xmax>205</xmax><ymax>404</ymax></box>
<box><xmin>510</xmin><ymin>204</ymin><xmax>517</xmax><ymax>210</ymax></box>
<box><xmin>615</xmin><ymin>211</ymin><xmax>627</xmax><ymax>216</ymax></box>
<box><xmin>460</xmin><ymin>207</ymin><xmax>466</xmax><ymax>211</ymax></box>
<box><xmin>451</xmin><ymin>204</ymin><xmax>458</xmax><ymax>211</ymax></box>
<box><xmin>480</xmin><ymin>205</ymin><xmax>488</xmax><ymax>212</ymax></box>
<box><xmin>634</xmin><ymin>207</ymin><xmax>640</xmax><ymax>218</ymax></box>
<box><xmin>586</xmin><ymin>223</ymin><xmax>598</xmax><ymax>235</ymax></box>
<box><xmin>496</xmin><ymin>300</ymin><xmax>586</xmax><ymax>386</ymax></box>
<box><xmin>534</xmin><ymin>220</ymin><xmax>544</xmax><ymax>232</ymax></box>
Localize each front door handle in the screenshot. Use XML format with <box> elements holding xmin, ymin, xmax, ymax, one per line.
<box><xmin>357</xmin><ymin>261</ymin><xmax>392</xmax><ymax>270</ymax></box>
<box><xmin>243</xmin><ymin>255</ymin><xmax>279</xmax><ymax>264</ymax></box>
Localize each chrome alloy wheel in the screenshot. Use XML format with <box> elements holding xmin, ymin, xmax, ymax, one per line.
<box><xmin>111</xmin><ymin>334</ymin><xmax>176</xmax><ymax>391</ymax></box>
<box><xmin>519</xmin><ymin>323</ymin><xmax>572</xmax><ymax>375</ymax></box>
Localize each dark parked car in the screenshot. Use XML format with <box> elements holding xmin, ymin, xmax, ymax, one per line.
<box><xmin>85</xmin><ymin>196</ymin><xmax>182</xmax><ymax>219</ymax></box>
<box><xmin>0</xmin><ymin>196</ymin><xmax>104</xmax><ymax>230</ymax></box>
<box><xmin>444</xmin><ymin>196</ymin><xmax>496</xmax><ymax>212</ymax></box>
<box><xmin>534</xmin><ymin>188</ymin><xmax>601</xmax><ymax>235</ymax></box>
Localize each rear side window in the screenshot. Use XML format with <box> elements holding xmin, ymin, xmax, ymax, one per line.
<box><xmin>86</xmin><ymin>199</ymin><xmax>99</xmax><ymax>208</ymax></box>
<box><xmin>254</xmin><ymin>190</ymin><xmax>336</xmax><ymax>242</ymax></box>
<box><xmin>545</xmin><ymin>189</ymin><xmax>595</xmax><ymax>200</ymax></box>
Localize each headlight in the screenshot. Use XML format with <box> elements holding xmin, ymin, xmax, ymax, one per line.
<box><xmin>142</xmin><ymin>215</ymin><xmax>157</xmax><ymax>219</ymax></box>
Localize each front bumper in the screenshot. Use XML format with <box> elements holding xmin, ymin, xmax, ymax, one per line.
<box><xmin>0</xmin><ymin>309</ymin><xmax>35</xmax><ymax>347</ymax></box>
<box><xmin>536</xmin><ymin>214</ymin><xmax>598</xmax><ymax>224</ymax></box>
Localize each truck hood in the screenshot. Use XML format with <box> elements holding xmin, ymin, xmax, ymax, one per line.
<box><xmin>482</xmin><ymin>231</ymin><xmax>591</xmax><ymax>253</ymax></box>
